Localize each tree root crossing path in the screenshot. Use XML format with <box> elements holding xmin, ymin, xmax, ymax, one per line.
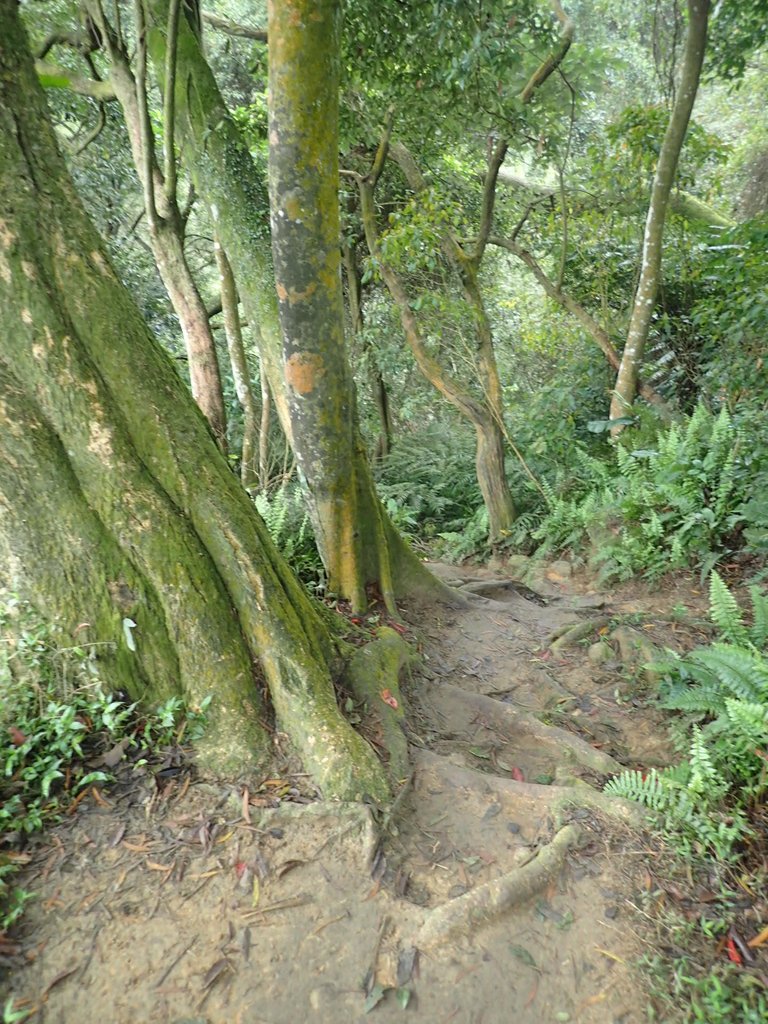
<box><xmin>7</xmin><ymin>560</ymin><xmax>693</xmax><ymax>1023</ymax></box>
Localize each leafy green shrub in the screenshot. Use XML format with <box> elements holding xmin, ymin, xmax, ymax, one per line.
<box><xmin>605</xmin><ymin>573</ymin><xmax>768</xmax><ymax>859</ymax></box>
<box><xmin>0</xmin><ymin>593</ymin><xmax>210</xmax><ymax>932</ymax></box>
<box><xmin>535</xmin><ymin>404</ymin><xmax>748</xmax><ymax>579</ymax></box>
<box><xmin>253</xmin><ymin>484</ymin><xmax>324</xmax><ymax>588</ymax></box>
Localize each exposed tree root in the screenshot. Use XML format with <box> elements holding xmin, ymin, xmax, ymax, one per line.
<box><xmin>547</xmin><ymin>616</ymin><xmax>611</xmax><ymax>650</ymax></box>
<box><xmin>414</xmin><ymin>823</ymin><xmax>581</xmax><ymax>949</ymax></box>
<box><xmin>414</xmin><ymin>749</ymin><xmax>641</xmax><ymax>826</ymax></box>
<box><xmin>455</xmin><ymin>578</ymin><xmax>548</xmax><ymax>605</ymax></box>
<box><xmin>434</xmin><ymin>683</ymin><xmax>622</xmax><ymax>774</ymax></box>
<box><xmin>341</xmin><ymin>627</ymin><xmax>416</xmax><ymax>785</ymax></box>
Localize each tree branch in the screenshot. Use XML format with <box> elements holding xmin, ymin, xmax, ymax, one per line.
<box><xmin>71</xmin><ymin>101</ymin><xmax>107</xmax><ymax>155</ymax></box>
<box><xmin>201</xmin><ymin>11</ymin><xmax>267</xmax><ymax>42</ymax></box>
<box><xmin>519</xmin><ymin>0</ymin><xmax>575</xmax><ymax>103</ymax></box>
<box><xmin>366</xmin><ymin>106</ymin><xmax>395</xmax><ymax>189</ymax></box>
<box><xmin>36</xmin><ymin>30</ymin><xmax>94</xmax><ymax>60</ymax></box>
<box><xmin>475</xmin><ymin>137</ymin><xmax>508</xmax><ymax>264</ymax></box>
<box><xmin>133</xmin><ymin>0</ymin><xmax>159</xmax><ymax>228</ymax></box>
<box><xmin>164</xmin><ymin>0</ymin><xmax>181</xmax><ymax>202</ymax></box>
<box><xmin>35</xmin><ymin>59</ymin><xmax>116</xmax><ymax>100</ymax></box>
<box><xmin>489</xmin><ymin>235</ymin><xmax>671</xmax><ymax>414</ymax></box>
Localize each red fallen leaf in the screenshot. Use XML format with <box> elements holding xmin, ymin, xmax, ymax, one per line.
<box><xmin>390</xmin><ymin>622</ymin><xmax>407</xmax><ymax>635</ymax></box>
<box><xmin>380</xmin><ymin>689</ymin><xmax>399</xmax><ymax>709</ymax></box>
<box><xmin>726</xmin><ymin>936</ymin><xmax>743</xmax><ymax>964</ymax></box>
<box><xmin>8</xmin><ymin>727</ymin><xmax>26</xmax><ymax>746</ymax></box>
<box><xmin>234</xmin><ymin>861</ymin><xmax>248</xmax><ymax>879</ymax></box>
<box><xmin>510</xmin><ymin>767</ymin><xmax>525</xmax><ymax>782</ymax></box>
<box><xmin>350</xmin><ymin>617</ymin><xmax>362</xmax><ymax>625</ymax></box>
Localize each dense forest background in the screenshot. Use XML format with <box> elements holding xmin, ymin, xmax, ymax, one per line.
<box><xmin>27</xmin><ymin>0</ymin><xmax>768</xmax><ymax>583</ymax></box>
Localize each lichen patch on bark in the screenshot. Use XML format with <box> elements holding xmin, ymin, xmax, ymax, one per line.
<box><xmin>285</xmin><ymin>351</ymin><xmax>324</xmax><ymax>394</ymax></box>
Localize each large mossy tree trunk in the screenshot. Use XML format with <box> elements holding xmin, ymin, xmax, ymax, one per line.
<box><xmin>609</xmin><ymin>0</ymin><xmax>710</xmax><ymax>431</ymax></box>
<box><xmin>144</xmin><ymin>0</ymin><xmax>444</xmax><ymax>612</ymax></box>
<box><xmin>0</xmin><ymin>0</ymin><xmax>388</xmax><ymax>802</ymax></box>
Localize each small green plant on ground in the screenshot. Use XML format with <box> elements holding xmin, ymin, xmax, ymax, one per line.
<box><xmin>534</xmin><ymin>404</ymin><xmax>751</xmax><ymax>580</ymax></box>
<box><xmin>0</xmin><ymin>592</ymin><xmax>210</xmax><ymax>935</ymax></box>
<box><xmin>606</xmin><ymin>572</ymin><xmax>768</xmax><ymax>1021</ymax></box>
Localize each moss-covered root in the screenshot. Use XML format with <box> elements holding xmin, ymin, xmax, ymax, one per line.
<box><xmin>341</xmin><ymin>627</ymin><xmax>415</xmax><ymax>785</ymax></box>
<box><xmin>271</xmin><ymin>681</ymin><xmax>391</xmax><ymax>804</ymax></box>
<box><xmin>415</xmin><ymin>824</ymin><xmax>581</xmax><ymax>950</ymax></box>
<box><xmin>437</xmin><ymin>684</ymin><xmax>622</xmax><ymax>774</ymax></box>
<box><xmin>547</xmin><ymin>616</ymin><xmax>612</xmax><ymax>651</ymax></box>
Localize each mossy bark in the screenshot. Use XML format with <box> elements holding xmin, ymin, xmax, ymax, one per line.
<box><xmin>268</xmin><ymin>0</ymin><xmax>368</xmax><ymax>609</ymax></box>
<box><xmin>144</xmin><ymin>0</ymin><xmax>446</xmax><ymax>611</ymax></box>
<box><xmin>214</xmin><ymin>233</ymin><xmax>260</xmax><ymax>488</ymax></box>
<box><xmin>0</xmin><ymin>2</ymin><xmax>389</xmax><ymax>800</ymax></box>
<box><xmin>341</xmin><ymin>627</ymin><xmax>415</xmax><ymax>786</ymax></box>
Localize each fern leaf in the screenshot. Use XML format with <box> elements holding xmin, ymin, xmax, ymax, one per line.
<box><xmin>709</xmin><ymin>572</ymin><xmax>749</xmax><ymax>645</ymax></box>
<box><xmin>688</xmin><ymin>643</ymin><xmax>768</xmax><ymax>703</ymax></box>
<box><xmin>748</xmin><ymin>585</ymin><xmax>768</xmax><ymax>650</ymax></box>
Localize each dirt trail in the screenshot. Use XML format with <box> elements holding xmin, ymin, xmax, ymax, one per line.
<box><xmin>4</xmin><ymin>561</ymin><xmax>701</xmax><ymax>1023</ymax></box>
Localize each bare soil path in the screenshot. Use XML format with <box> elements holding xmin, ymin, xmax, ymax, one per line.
<box><xmin>3</xmin><ymin>560</ymin><xmax>708</xmax><ymax>1023</ymax></box>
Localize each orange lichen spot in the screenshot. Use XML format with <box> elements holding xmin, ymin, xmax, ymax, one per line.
<box><xmin>275</xmin><ymin>280</ymin><xmax>317</xmax><ymax>305</ymax></box>
<box><xmin>285</xmin><ymin>351</ymin><xmax>325</xmax><ymax>395</ymax></box>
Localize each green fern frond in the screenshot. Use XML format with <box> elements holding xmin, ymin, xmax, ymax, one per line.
<box><xmin>708</xmin><ymin>572</ymin><xmax>749</xmax><ymax>645</ymax></box>
<box><xmin>722</xmin><ymin>698</ymin><xmax>768</xmax><ymax>746</ymax></box>
<box><xmin>687</xmin><ymin>726</ymin><xmax>720</xmax><ymax>796</ymax></box>
<box><xmin>748</xmin><ymin>585</ymin><xmax>768</xmax><ymax>650</ymax></box>
<box><xmin>687</xmin><ymin>643</ymin><xmax>768</xmax><ymax>702</ymax></box>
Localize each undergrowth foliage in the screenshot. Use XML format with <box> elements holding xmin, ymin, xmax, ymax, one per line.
<box><xmin>605</xmin><ymin>572</ymin><xmax>768</xmax><ymax>860</ymax></box>
<box><xmin>535</xmin><ymin>404</ymin><xmax>751</xmax><ymax>579</ymax></box>
<box><xmin>253</xmin><ymin>484</ymin><xmax>324</xmax><ymax>588</ymax></box>
<box><xmin>0</xmin><ymin>594</ymin><xmax>209</xmax><ymax>935</ymax></box>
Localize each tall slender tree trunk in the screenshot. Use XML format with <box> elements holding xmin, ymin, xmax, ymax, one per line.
<box><xmin>144</xmin><ymin>0</ymin><xmax>446</xmax><ymax>610</ymax></box>
<box><xmin>259</xmin><ymin>364</ymin><xmax>272</xmax><ymax>490</ymax></box>
<box><xmin>214</xmin><ymin>232</ymin><xmax>260</xmax><ymax>488</ymax></box>
<box><xmin>268</xmin><ymin>0</ymin><xmax>367</xmax><ymax>610</ymax></box>
<box><xmin>0</xmin><ymin>0</ymin><xmax>390</xmax><ymax>800</ymax></box>
<box><xmin>609</xmin><ymin>0</ymin><xmax>710</xmax><ymax>430</ymax></box>
<box><xmin>356</xmin><ymin>137</ymin><xmax>516</xmax><ymax>544</ymax></box>
<box><xmin>342</xmin><ymin>238</ymin><xmax>392</xmax><ymax>461</ymax></box>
